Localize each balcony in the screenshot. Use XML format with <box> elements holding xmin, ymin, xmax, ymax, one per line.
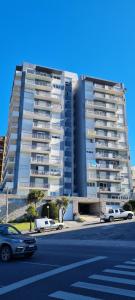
<box><xmin>34</xmin><ymin>92</ymin><xmax>61</xmax><ymax>103</ymax></box>
<box><xmin>34</xmin><ymin>112</ymin><xmax>51</xmax><ymax>121</ymax></box>
<box><xmin>95</xmin><ymin>133</ymin><xmax>118</xmax><ymax>141</ymax></box>
<box><xmin>88</xmin><ymin>164</ymin><xmax>120</xmax><ymax>172</ymax></box>
<box><xmin>96</xmin><ymin>143</ymin><xmax>117</xmax><ymax>150</ymax></box>
<box><xmin>88</xmin><ymin>175</ymin><xmax>121</xmax><ymax>182</ymax></box>
<box><xmin>32</xmin><ymin>133</ymin><xmax>51</xmax><ymax>142</ymax></box>
<box><xmin>31</xmin><ymin>146</ymin><xmax>50</xmax><ymax>154</ymax></box>
<box><xmin>93</xmin><ymin>93</ymin><xmax>124</xmax><ymax>104</ymax></box>
<box><xmin>33</xmin><ymin>123</ymin><xmax>63</xmax><ymax>134</ymax></box>
<box><xmin>26</xmin><ymin>72</ymin><xmax>52</xmax><ymax>82</ymax></box>
<box><xmin>85</xmin><ymin>110</ymin><xmax>117</xmax><ymax>122</ymax></box>
<box><xmin>34</xmin><ymin>102</ymin><xmax>62</xmax><ymax>112</ymax></box>
<box><xmin>98</xmin><ymin>187</ymin><xmax>121</xmax><ymax>193</ymax></box>
<box><xmin>93</xmin><ymin>84</ymin><xmax>123</xmax><ymax>96</ymax></box>
<box><xmin>29</xmin><ymin>183</ymin><xmax>49</xmax><ymax>190</ymax></box>
<box><xmin>31</xmin><ymin>157</ymin><xmax>62</xmax><ymax>166</ymax></box>
<box><xmin>30</xmin><ymin>170</ymin><xmax>61</xmax><ymax>177</ymax></box>
<box><xmin>85</xmin><ymin>101</ymin><xmax>117</xmax><ymax>112</ymax></box>
<box><xmin>95</xmin><ymin>123</ymin><xmax>127</xmax><ymax>132</ymax></box>
<box><xmin>95</xmin><ymin>153</ymin><xmax>128</xmax><ymax>161</ymax></box>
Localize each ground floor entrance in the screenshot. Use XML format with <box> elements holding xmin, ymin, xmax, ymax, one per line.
<box><xmin>78</xmin><ymin>202</ymin><xmax>99</xmax><ymax>215</ymax></box>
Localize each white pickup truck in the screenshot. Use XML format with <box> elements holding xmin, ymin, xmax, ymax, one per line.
<box><xmin>101</xmin><ymin>208</ymin><xmax>134</xmax><ymax>222</ymax></box>
<box><xmin>35</xmin><ymin>218</ymin><xmax>64</xmax><ymax>233</ymax></box>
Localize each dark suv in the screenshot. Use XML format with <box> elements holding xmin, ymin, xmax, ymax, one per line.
<box><xmin>0</xmin><ymin>224</ymin><xmax>37</xmax><ymax>262</ymax></box>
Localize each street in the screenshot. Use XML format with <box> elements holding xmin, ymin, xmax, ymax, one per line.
<box><xmin>1</xmin><ymin>220</ymin><xmax>135</xmax><ymax>299</ymax></box>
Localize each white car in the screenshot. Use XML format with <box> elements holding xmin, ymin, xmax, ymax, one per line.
<box><xmin>101</xmin><ymin>208</ymin><xmax>134</xmax><ymax>222</ymax></box>
<box><xmin>34</xmin><ymin>218</ymin><xmax>64</xmax><ymax>233</ymax></box>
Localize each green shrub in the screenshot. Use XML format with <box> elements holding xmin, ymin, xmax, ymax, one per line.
<box><xmin>123</xmin><ymin>202</ymin><xmax>132</xmax><ymax>211</ymax></box>
<box><xmin>41</xmin><ymin>202</ymin><xmax>58</xmax><ymax>220</ymax></box>
<box><xmin>129</xmin><ymin>200</ymin><xmax>135</xmax><ymax>211</ymax></box>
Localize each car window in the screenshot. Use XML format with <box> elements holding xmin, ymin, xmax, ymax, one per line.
<box><xmin>50</xmin><ymin>220</ymin><xmax>55</xmax><ymax>225</ymax></box>
<box><xmin>45</xmin><ymin>221</ymin><xmax>49</xmax><ymax>225</ymax></box>
<box><xmin>7</xmin><ymin>226</ymin><xmax>20</xmax><ymax>235</ymax></box>
<box><xmin>108</xmin><ymin>209</ymin><xmax>114</xmax><ymax>213</ymax></box>
<box><xmin>115</xmin><ymin>209</ymin><xmax>119</xmax><ymax>213</ymax></box>
<box><xmin>0</xmin><ymin>225</ymin><xmax>20</xmax><ymax>235</ymax></box>
<box><xmin>119</xmin><ymin>209</ymin><xmax>124</xmax><ymax>213</ymax></box>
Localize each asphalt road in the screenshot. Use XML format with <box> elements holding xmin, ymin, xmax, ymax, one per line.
<box><xmin>1</xmin><ymin>220</ymin><xmax>135</xmax><ymax>300</ymax></box>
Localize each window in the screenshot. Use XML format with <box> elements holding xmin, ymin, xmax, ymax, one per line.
<box><xmin>115</xmin><ymin>209</ymin><xmax>119</xmax><ymax>213</ymax></box>
<box><xmin>87</xmin><ymin>183</ymin><xmax>95</xmax><ymax>187</ymax></box>
<box><xmin>119</xmin><ymin>209</ymin><xmax>124</xmax><ymax>213</ymax></box>
<box><xmin>108</xmin><ymin>209</ymin><xmax>114</xmax><ymax>213</ymax></box>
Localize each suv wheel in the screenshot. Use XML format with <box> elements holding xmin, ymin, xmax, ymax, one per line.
<box><xmin>127</xmin><ymin>214</ymin><xmax>133</xmax><ymax>219</ymax></box>
<box><xmin>109</xmin><ymin>216</ymin><xmax>114</xmax><ymax>222</ymax></box>
<box><xmin>1</xmin><ymin>245</ymin><xmax>12</xmax><ymax>262</ymax></box>
<box><xmin>58</xmin><ymin>225</ymin><xmax>63</xmax><ymax>230</ymax></box>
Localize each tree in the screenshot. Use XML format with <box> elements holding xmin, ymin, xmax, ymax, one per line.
<box><xmin>41</xmin><ymin>202</ymin><xmax>58</xmax><ymax>220</ymax></box>
<box><xmin>27</xmin><ymin>190</ymin><xmax>45</xmax><ymax>208</ymax></box>
<box><xmin>26</xmin><ymin>205</ymin><xmax>38</xmax><ymax>232</ymax></box>
<box><xmin>56</xmin><ymin>196</ymin><xmax>69</xmax><ymax>222</ymax></box>
<box><xmin>123</xmin><ymin>202</ymin><xmax>132</xmax><ymax>211</ymax></box>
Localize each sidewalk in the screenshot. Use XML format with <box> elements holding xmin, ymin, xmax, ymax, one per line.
<box><xmin>64</xmin><ymin>216</ymin><xmax>100</xmax><ymax>228</ymax></box>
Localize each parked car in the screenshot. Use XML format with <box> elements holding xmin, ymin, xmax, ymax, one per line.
<box><xmin>35</xmin><ymin>218</ymin><xmax>64</xmax><ymax>233</ymax></box>
<box><xmin>0</xmin><ymin>224</ymin><xmax>37</xmax><ymax>262</ymax></box>
<box><xmin>101</xmin><ymin>208</ymin><xmax>134</xmax><ymax>222</ymax></box>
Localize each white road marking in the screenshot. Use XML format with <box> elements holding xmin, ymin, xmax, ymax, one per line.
<box><xmin>0</xmin><ymin>256</ymin><xmax>106</xmax><ymax>296</ymax></box>
<box><xmin>72</xmin><ymin>281</ymin><xmax>135</xmax><ymax>298</ymax></box>
<box><xmin>49</xmin><ymin>290</ymin><xmax>102</xmax><ymax>300</ymax></box>
<box><xmin>125</xmin><ymin>261</ymin><xmax>135</xmax><ymax>265</ymax></box>
<box><xmin>21</xmin><ymin>261</ymin><xmax>60</xmax><ymax>267</ymax></box>
<box><xmin>104</xmin><ymin>268</ymin><xmax>135</xmax><ymax>276</ymax></box>
<box><xmin>115</xmin><ymin>264</ymin><xmax>135</xmax><ymax>270</ymax></box>
<box><xmin>89</xmin><ymin>274</ymin><xmax>135</xmax><ymax>285</ymax></box>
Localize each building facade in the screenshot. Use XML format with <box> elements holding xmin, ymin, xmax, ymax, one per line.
<box><xmin>131</xmin><ymin>166</ymin><xmax>135</xmax><ymax>194</ymax></box>
<box><xmin>0</xmin><ymin>136</ymin><xmax>6</xmax><ymax>183</ymax></box>
<box><xmin>75</xmin><ymin>76</ymin><xmax>131</xmax><ymax>201</ymax></box>
<box><xmin>2</xmin><ymin>63</ymin><xmax>131</xmax><ymax>202</ymax></box>
<box><xmin>3</xmin><ymin>63</ymin><xmax>77</xmax><ymax>196</ymax></box>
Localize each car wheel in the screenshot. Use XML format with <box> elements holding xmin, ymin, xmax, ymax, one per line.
<box><xmin>127</xmin><ymin>214</ymin><xmax>133</xmax><ymax>219</ymax></box>
<box><xmin>1</xmin><ymin>245</ymin><xmax>12</xmax><ymax>262</ymax></box>
<box><xmin>58</xmin><ymin>225</ymin><xmax>63</xmax><ymax>230</ymax></box>
<box><xmin>109</xmin><ymin>216</ymin><xmax>114</xmax><ymax>222</ymax></box>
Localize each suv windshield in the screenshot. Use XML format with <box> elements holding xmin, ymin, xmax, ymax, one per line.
<box><xmin>0</xmin><ymin>225</ymin><xmax>21</xmax><ymax>236</ymax></box>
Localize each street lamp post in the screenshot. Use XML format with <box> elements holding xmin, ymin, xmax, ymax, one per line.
<box><xmin>98</xmin><ymin>188</ymin><xmax>101</xmax><ymax>223</ymax></box>
<box><xmin>47</xmin><ymin>205</ymin><xmax>49</xmax><ymax>218</ymax></box>
<box><xmin>6</xmin><ymin>187</ymin><xmax>9</xmax><ymax>223</ymax></box>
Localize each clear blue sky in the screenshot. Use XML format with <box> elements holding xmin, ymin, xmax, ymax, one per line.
<box><xmin>0</xmin><ymin>0</ymin><xmax>135</xmax><ymax>163</ymax></box>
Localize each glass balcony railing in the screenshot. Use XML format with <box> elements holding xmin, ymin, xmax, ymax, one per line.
<box><xmin>32</xmin><ymin>133</ymin><xmax>51</xmax><ymax>140</ymax></box>
<box><xmin>31</xmin><ymin>170</ymin><xmax>61</xmax><ymax>176</ymax></box>
<box><xmin>30</xmin><ymin>182</ymin><xmax>49</xmax><ymax>188</ymax></box>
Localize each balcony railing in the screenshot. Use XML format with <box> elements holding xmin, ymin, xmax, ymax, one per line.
<box><xmin>31</xmin><ymin>170</ymin><xmax>61</xmax><ymax>176</ymax></box>
<box><xmin>32</xmin><ymin>133</ymin><xmax>51</xmax><ymax>140</ymax></box>
<box><xmin>99</xmin><ymin>187</ymin><xmax>121</xmax><ymax>193</ymax></box>
<box><xmin>31</xmin><ymin>157</ymin><xmax>61</xmax><ymax>164</ymax></box>
<box><xmin>30</xmin><ymin>183</ymin><xmax>49</xmax><ymax>189</ymax></box>
<box><xmin>33</xmin><ymin>123</ymin><xmax>61</xmax><ymax>130</ymax></box>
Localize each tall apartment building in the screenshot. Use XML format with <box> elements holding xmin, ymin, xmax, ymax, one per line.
<box><xmin>2</xmin><ymin>63</ymin><xmax>131</xmax><ymax>201</ymax></box>
<box><xmin>0</xmin><ymin>136</ymin><xmax>6</xmax><ymax>182</ymax></box>
<box><xmin>3</xmin><ymin>63</ymin><xmax>77</xmax><ymax>196</ymax></box>
<box><xmin>75</xmin><ymin>76</ymin><xmax>131</xmax><ymax>200</ymax></box>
